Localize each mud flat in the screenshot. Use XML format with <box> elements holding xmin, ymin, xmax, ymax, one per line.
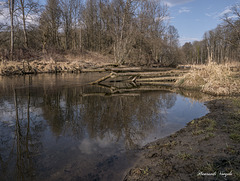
<box><xmin>124</xmin><ymin>98</ymin><xmax>240</xmax><ymax>181</ymax></box>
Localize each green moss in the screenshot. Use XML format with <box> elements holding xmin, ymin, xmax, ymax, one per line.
<box><xmin>234</xmin><ymin>171</ymin><xmax>240</xmax><ymax>180</ymax></box>
<box><xmin>192</xmin><ymin>119</ymin><xmax>216</xmax><ymax>137</ymax></box>
<box><xmin>203</xmin><ymin>133</ymin><xmax>215</xmax><ymax>141</ymax></box>
<box><xmin>225</xmin><ymin>146</ymin><xmax>237</xmax><ymax>154</ymax></box>
<box><xmin>177</xmin><ymin>153</ymin><xmax>192</xmax><ymax>160</ymax></box>
<box><xmin>163</xmin><ymin>141</ymin><xmax>177</xmax><ymax>149</ymax></box>
<box><xmin>232</xmin><ymin>98</ymin><xmax>240</xmax><ymax>108</ymax></box>
<box><xmin>192</xmin><ymin>130</ymin><xmax>205</xmax><ymax>135</ymax></box>
<box><xmin>198</xmin><ymin>118</ymin><xmax>216</xmax><ymax>128</ymax></box>
<box><xmin>201</xmin><ymin>163</ymin><xmax>215</xmax><ymax>173</ymax></box>
<box><xmin>230</xmin><ymin>133</ymin><xmax>240</xmax><ymax>142</ymax></box>
<box><xmin>206</xmin><ymin>126</ymin><xmax>215</xmax><ymax>132</ymax></box>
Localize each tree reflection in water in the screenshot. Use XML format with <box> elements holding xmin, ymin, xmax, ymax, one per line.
<box><xmin>41</xmin><ymin>85</ymin><xmax>177</xmax><ymax>149</ymax></box>
<box><xmin>0</xmin><ymin>77</ymin><xmax>44</xmax><ymax>180</ymax></box>
<box><xmin>0</xmin><ymin>74</ymin><xmax>208</xmax><ymax>180</ymax></box>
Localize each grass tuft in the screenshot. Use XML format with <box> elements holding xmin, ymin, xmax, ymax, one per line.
<box><xmin>230</xmin><ymin>133</ymin><xmax>240</xmax><ymax>142</ymax></box>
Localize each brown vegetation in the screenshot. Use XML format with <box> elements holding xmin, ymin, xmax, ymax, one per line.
<box><xmin>175</xmin><ymin>63</ymin><xmax>240</xmax><ymax>96</ymax></box>
<box><xmin>0</xmin><ymin>51</ymin><xmax>115</xmax><ymax>75</ymax></box>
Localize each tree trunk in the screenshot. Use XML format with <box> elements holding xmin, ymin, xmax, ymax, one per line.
<box><xmin>20</xmin><ymin>0</ymin><xmax>28</xmax><ymax>49</ymax></box>
<box><xmin>8</xmin><ymin>0</ymin><xmax>14</xmax><ymax>60</ymax></box>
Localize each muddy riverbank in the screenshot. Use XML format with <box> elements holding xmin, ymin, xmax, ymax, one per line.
<box><xmin>124</xmin><ymin>98</ymin><xmax>240</xmax><ymax>181</ymax></box>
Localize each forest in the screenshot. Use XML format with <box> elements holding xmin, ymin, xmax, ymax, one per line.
<box><xmin>0</xmin><ymin>0</ymin><xmax>239</xmax><ymax>66</ymax></box>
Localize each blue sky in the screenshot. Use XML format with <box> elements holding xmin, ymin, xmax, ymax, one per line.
<box><xmin>163</xmin><ymin>0</ymin><xmax>240</xmax><ymax>45</ymax></box>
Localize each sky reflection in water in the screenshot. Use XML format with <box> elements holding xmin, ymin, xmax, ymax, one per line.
<box><xmin>0</xmin><ymin>74</ymin><xmax>209</xmax><ymax>181</ymax></box>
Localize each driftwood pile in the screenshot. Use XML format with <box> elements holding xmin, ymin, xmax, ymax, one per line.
<box><xmin>77</xmin><ymin>66</ymin><xmax>191</xmax><ymax>97</ymax></box>
<box><xmin>89</xmin><ymin>66</ymin><xmax>189</xmax><ymax>87</ymax></box>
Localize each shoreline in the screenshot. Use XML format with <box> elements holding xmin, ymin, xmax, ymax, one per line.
<box><xmin>124</xmin><ymin>98</ymin><xmax>240</xmax><ymax>180</ymax></box>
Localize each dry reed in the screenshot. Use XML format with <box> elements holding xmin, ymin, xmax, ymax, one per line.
<box><xmin>175</xmin><ymin>62</ymin><xmax>240</xmax><ymax>96</ymax></box>
<box><xmin>0</xmin><ymin>52</ymin><xmax>115</xmax><ymax>76</ymax></box>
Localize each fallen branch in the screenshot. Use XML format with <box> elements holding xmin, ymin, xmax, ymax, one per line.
<box><xmin>81</xmin><ymin>93</ymin><xmax>140</xmax><ymax>97</ymax></box>
<box><xmin>114</xmin><ymin>71</ymin><xmax>188</xmax><ymax>77</ymax></box>
<box><xmin>138</xmin><ymin>82</ymin><xmax>174</xmax><ymax>86</ymax></box>
<box><xmin>88</xmin><ymin>69</ymin><xmax>188</xmax><ymax>85</ymax></box>
<box><xmin>136</xmin><ymin>77</ymin><xmax>181</xmax><ymax>82</ymax></box>
<box><xmin>80</xmin><ymin>68</ymin><xmax>106</xmax><ymax>73</ymax></box>
<box><xmin>89</xmin><ymin>72</ymin><xmax>116</xmax><ymax>84</ymax></box>
<box><xmin>112</xmin><ymin>86</ymin><xmax>175</xmax><ymax>94</ymax></box>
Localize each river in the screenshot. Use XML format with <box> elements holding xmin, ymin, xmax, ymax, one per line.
<box><xmin>0</xmin><ymin>73</ymin><xmax>209</xmax><ymax>181</ymax></box>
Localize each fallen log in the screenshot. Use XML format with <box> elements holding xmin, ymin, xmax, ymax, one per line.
<box><xmin>115</xmin><ymin>70</ymin><xmax>188</xmax><ymax>77</ymax></box>
<box><xmin>105</xmin><ymin>67</ymin><xmax>142</xmax><ymax>72</ymax></box>
<box><xmin>105</xmin><ymin>67</ymin><xmax>178</xmax><ymax>72</ymax></box>
<box><xmin>112</xmin><ymin>86</ymin><xmax>175</xmax><ymax>94</ymax></box>
<box><xmin>89</xmin><ymin>72</ymin><xmax>116</xmax><ymax>84</ymax></box>
<box><xmin>141</xmin><ymin>67</ymin><xmax>175</xmax><ymax>71</ymax></box>
<box><xmin>80</xmin><ymin>68</ymin><xmax>107</xmax><ymax>73</ymax></box>
<box><xmin>93</xmin><ymin>83</ymin><xmax>177</xmax><ymax>94</ymax></box>
<box><xmin>80</xmin><ymin>93</ymin><xmax>140</xmax><ymax>97</ymax></box>
<box><xmin>88</xmin><ymin>68</ymin><xmax>188</xmax><ymax>85</ymax></box>
<box><xmin>138</xmin><ymin>82</ymin><xmax>174</xmax><ymax>86</ymax></box>
<box><xmin>136</xmin><ymin>77</ymin><xmax>181</xmax><ymax>82</ymax></box>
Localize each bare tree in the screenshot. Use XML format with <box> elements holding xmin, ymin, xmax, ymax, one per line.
<box><xmin>8</xmin><ymin>0</ymin><xmax>15</xmax><ymax>60</ymax></box>
<box><xmin>60</xmin><ymin>0</ymin><xmax>73</xmax><ymax>50</ymax></box>
<box><xmin>72</xmin><ymin>0</ymin><xmax>83</xmax><ymax>50</ymax></box>
<box><xmin>17</xmin><ymin>0</ymin><xmax>39</xmax><ymax>49</ymax></box>
<box><xmin>39</xmin><ymin>0</ymin><xmax>61</xmax><ymax>52</ymax></box>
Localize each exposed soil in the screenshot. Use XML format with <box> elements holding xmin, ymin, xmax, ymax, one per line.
<box><xmin>124</xmin><ymin>98</ymin><xmax>240</xmax><ymax>181</ymax></box>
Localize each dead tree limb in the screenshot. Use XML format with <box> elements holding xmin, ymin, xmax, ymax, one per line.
<box><xmin>89</xmin><ymin>72</ymin><xmax>117</xmax><ymax>84</ymax></box>
<box><xmin>136</xmin><ymin>77</ymin><xmax>181</xmax><ymax>82</ymax></box>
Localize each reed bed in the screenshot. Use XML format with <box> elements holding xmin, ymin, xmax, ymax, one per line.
<box><xmin>0</xmin><ymin>52</ymin><xmax>114</xmax><ymax>76</ymax></box>
<box><xmin>175</xmin><ymin>63</ymin><xmax>240</xmax><ymax>96</ymax></box>
<box><xmin>0</xmin><ymin>58</ymin><xmax>112</xmax><ymax>76</ymax></box>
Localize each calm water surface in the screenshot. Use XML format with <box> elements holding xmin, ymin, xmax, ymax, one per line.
<box><xmin>0</xmin><ymin>73</ymin><xmax>209</xmax><ymax>181</ymax></box>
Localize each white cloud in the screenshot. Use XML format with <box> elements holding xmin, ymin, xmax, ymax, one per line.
<box><xmin>205</xmin><ymin>12</ymin><xmax>216</xmax><ymax>17</ymax></box>
<box><xmin>218</xmin><ymin>6</ymin><xmax>232</xmax><ymax>17</ymax></box>
<box><xmin>205</xmin><ymin>6</ymin><xmax>234</xmax><ymax>19</ymax></box>
<box><xmin>155</xmin><ymin>16</ymin><xmax>175</xmax><ymax>22</ymax></box>
<box><xmin>179</xmin><ymin>37</ymin><xmax>200</xmax><ymax>46</ymax></box>
<box><xmin>0</xmin><ymin>4</ymin><xmax>39</xmax><ymax>27</ymax></box>
<box><xmin>179</xmin><ymin>7</ymin><xmax>191</xmax><ymax>14</ymax></box>
<box><xmin>0</xmin><ymin>7</ymin><xmax>9</xmax><ymax>25</ymax></box>
<box><xmin>0</xmin><ymin>1</ymin><xmax>5</xmax><ymax>6</ymax></box>
<box><xmin>162</xmin><ymin>16</ymin><xmax>175</xmax><ymax>21</ymax></box>
<box><xmin>163</xmin><ymin>0</ymin><xmax>194</xmax><ymax>7</ymax></box>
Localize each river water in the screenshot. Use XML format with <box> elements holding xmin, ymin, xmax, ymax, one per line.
<box><xmin>0</xmin><ymin>73</ymin><xmax>209</xmax><ymax>181</ymax></box>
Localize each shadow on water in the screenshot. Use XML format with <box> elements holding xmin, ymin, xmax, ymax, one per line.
<box><xmin>0</xmin><ymin>73</ymin><xmax>210</xmax><ymax>181</ymax></box>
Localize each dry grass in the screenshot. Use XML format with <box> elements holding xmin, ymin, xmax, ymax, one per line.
<box><xmin>0</xmin><ymin>52</ymin><xmax>115</xmax><ymax>76</ymax></box>
<box><xmin>175</xmin><ymin>62</ymin><xmax>240</xmax><ymax>96</ymax></box>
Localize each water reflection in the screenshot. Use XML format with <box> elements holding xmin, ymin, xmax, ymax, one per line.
<box><xmin>0</xmin><ymin>74</ymin><xmax>208</xmax><ymax>180</ymax></box>
<box><xmin>0</xmin><ymin>80</ymin><xmax>44</xmax><ymax>180</ymax></box>
<box><xmin>40</xmin><ymin>86</ymin><xmax>177</xmax><ymax>149</ymax></box>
